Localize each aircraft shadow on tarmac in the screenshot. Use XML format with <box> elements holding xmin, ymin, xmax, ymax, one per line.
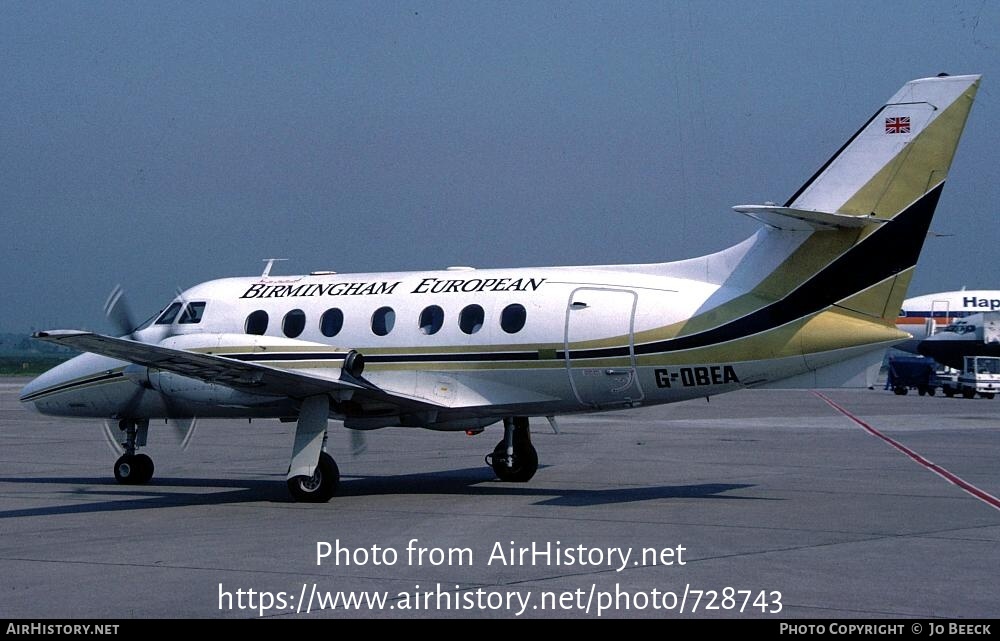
<box><xmin>0</xmin><ymin>468</ymin><xmax>765</xmax><ymax>518</ymax></box>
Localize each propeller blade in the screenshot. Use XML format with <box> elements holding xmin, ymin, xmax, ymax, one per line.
<box><xmin>101</xmin><ymin>419</ymin><xmax>125</xmax><ymax>456</ymax></box>
<box><xmin>171</xmin><ymin>417</ymin><xmax>198</xmax><ymax>451</ymax></box>
<box><xmin>104</xmin><ymin>284</ymin><xmax>137</xmax><ymax>338</ymax></box>
<box><xmin>349</xmin><ymin>429</ymin><xmax>368</xmax><ymax>457</ymax></box>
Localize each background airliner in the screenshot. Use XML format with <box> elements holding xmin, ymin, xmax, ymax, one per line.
<box><xmin>896</xmin><ymin>289</ymin><xmax>1000</xmax><ymax>341</ymax></box>
<box><xmin>894</xmin><ymin>291</ymin><xmax>1000</xmax><ymax>369</ymax></box>
<box><xmin>20</xmin><ymin>74</ymin><xmax>980</xmax><ymax>502</ymax></box>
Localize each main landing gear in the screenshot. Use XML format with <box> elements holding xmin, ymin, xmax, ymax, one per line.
<box><xmin>285</xmin><ymin>395</ymin><xmax>340</xmax><ymax>503</ymax></box>
<box><xmin>287</xmin><ymin>451</ymin><xmax>340</xmax><ymax>503</ymax></box>
<box><xmin>486</xmin><ymin>416</ymin><xmax>538</xmax><ymax>482</ymax></box>
<box><xmin>113</xmin><ymin>418</ymin><xmax>154</xmax><ymax>485</ymax></box>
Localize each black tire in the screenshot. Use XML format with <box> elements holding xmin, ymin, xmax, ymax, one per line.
<box><xmin>962</xmin><ymin>388</ymin><xmax>976</xmax><ymax>399</ymax></box>
<box><xmin>114</xmin><ymin>454</ymin><xmax>147</xmax><ymax>485</ymax></box>
<box><xmin>944</xmin><ymin>388</ymin><xmax>956</xmax><ymax>398</ymax></box>
<box><xmin>893</xmin><ymin>386</ymin><xmax>908</xmax><ymax>396</ymax></box>
<box><xmin>980</xmin><ymin>392</ymin><xmax>995</xmax><ymax>400</ymax></box>
<box><xmin>490</xmin><ymin>439</ymin><xmax>538</xmax><ymax>482</ymax></box>
<box><xmin>132</xmin><ymin>453</ymin><xmax>154</xmax><ymax>484</ymax></box>
<box><xmin>287</xmin><ymin>452</ymin><xmax>340</xmax><ymax>502</ymax></box>
<box><xmin>918</xmin><ymin>386</ymin><xmax>927</xmax><ymax>396</ymax></box>
<box><xmin>927</xmin><ymin>387</ymin><xmax>936</xmax><ymax>397</ymax></box>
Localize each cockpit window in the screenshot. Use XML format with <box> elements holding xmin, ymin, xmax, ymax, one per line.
<box><xmin>155</xmin><ymin>302</ymin><xmax>183</xmax><ymax>325</ymax></box>
<box><xmin>178</xmin><ymin>302</ymin><xmax>207</xmax><ymax>324</ymax></box>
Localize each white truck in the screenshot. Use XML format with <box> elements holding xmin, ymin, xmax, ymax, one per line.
<box><xmin>936</xmin><ymin>356</ymin><xmax>1000</xmax><ymax>399</ymax></box>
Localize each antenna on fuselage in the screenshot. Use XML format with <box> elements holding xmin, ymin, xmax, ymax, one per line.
<box><xmin>261</xmin><ymin>258</ymin><xmax>288</xmax><ymax>278</ymax></box>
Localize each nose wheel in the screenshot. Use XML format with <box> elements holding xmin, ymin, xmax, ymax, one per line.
<box><xmin>112</xmin><ymin>418</ymin><xmax>154</xmax><ymax>485</ymax></box>
<box><xmin>114</xmin><ymin>453</ymin><xmax>154</xmax><ymax>484</ymax></box>
<box><xmin>487</xmin><ymin>416</ymin><xmax>538</xmax><ymax>482</ymax></box>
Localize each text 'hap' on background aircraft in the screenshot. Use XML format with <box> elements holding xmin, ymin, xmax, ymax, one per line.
<box><xmin>20</xmin><ymin>74</ymin><xmax>981</xmax><ymax>502</ymax></box>
<box><xmin>895</xmin><ymin>290</ymin><xmax>1000</xmax><ymax>369</ymax></box>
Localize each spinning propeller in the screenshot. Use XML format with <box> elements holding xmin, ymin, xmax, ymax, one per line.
<box><xmin>100</xmin><ymin>285</ymin><xmax>199</xmax><ymax>454</ymax></box>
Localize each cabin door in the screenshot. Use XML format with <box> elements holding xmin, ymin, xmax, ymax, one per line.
<box><xmin>565</xmin><ymin>287</ymin><xmax>644</xmax><ymax>408</ymax></box>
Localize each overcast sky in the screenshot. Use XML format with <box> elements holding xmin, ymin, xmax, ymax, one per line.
<box><xmin>2</xmin><ymin>1</ymin><xmax>998</xmax><ymax>333</ymax></box>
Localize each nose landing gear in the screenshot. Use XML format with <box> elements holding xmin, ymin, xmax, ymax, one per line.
<box><xmin>113</xmin><ymin>419</ymin><xmax>154</xmax><ymax>485</ymax></box>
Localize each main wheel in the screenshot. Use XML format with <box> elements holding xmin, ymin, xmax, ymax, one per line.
<box><xmin>893</xmin><ymin>386</ymin><xmax>908</xmax><ymax>396</ymax></box>
<box><xmin>980</xmin><ymin>392</ymin><xmax>995</xmax><ymax>400</ymax></box>
<box><xmin>962</xmin><ymin>388</ymin><xmax>976</xmax><ymax>399</ymax></box>
<box><xmin>114</xmin><ymin>454</ymin><xmax>153</xmax><ymax>485</ymax></box>
<box><xmin>132</xmin><ymin>453</ymin><xmax>154</xmax><ymax>484</ymax></box>
<box><xmin>490</xmin><ymin>439</ymin><xmax>538</xmax><ymax>482</ymax></box>
<box><xmin>944</xmin><ymin>388</ymin><xmax>956</xmax><ymax>398</ymax></box>
<box><xmin>287</xmin><ymin>452</ymin><xmax>340</xmax><ymax>502</ymax></box>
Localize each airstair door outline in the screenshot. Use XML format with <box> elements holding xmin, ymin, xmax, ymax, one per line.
<box><xmin>565</xmin><ymin>287</ymin><xmax>643</xmax><ymax>408</ymax></box>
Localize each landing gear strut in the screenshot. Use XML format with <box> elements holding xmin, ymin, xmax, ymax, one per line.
<box><xmin>113</xmin><ymin>419</ymin><xmax>154</xmax><ymax>485</ymax></box>
<box><xmin>487</xmin><ymin>416</ymin><xmax>538</xmax><ymax>482</ymax></box>
<box><xmin>286</xmin><ymin>395</ymin><xmax>339</xmax><ymax>502</ymax></box>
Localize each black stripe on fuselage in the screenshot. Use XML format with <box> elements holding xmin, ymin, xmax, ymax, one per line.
<box><xmin>19</xmin><ymin>371</ymin><xmax>125</xmax><ymax>402</ymax></box>
<box><xmin>532</xmin><ymin>184</ymin><xmax>940</xmax><ymax>362</ymax></box>
<box><xmin>184</xmin><ymin>187</ymin><xmax>944</xmax><ymax>370</ymax></box>
<box><xmin>223</xmin><ymin>352</ymin><xmax>350</xmax><ymax>362</ymax></box>
<box><xmin>220</xmin><ymin>351</ymin><xmax>543</xmax><ymax>364</ymax></box>
<box><xmin>627</xmin><ymin>184</ymin><xmax>941</xmax><ymax>358</ymax></box>
<box><xmin>15</xmin><ymin>192</ymin><xmax>944</xmax><ymax>407</ymax></box>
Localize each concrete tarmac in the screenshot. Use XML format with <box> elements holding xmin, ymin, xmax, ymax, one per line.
<box><xmin>1</xmin><ymin>377</ymin><xmax>998</xmax><ymax>619</ymax></box>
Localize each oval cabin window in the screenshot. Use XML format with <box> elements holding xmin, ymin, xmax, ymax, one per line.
<box><xmin>371</xmin><ymin>307</ymin><xmax>395</xmax><ymax>336</ymax></box>
<box><xmin>500</xmin><ymin>304</ymin><xmax>526</xmax><ymax>334</ymax></box>
<box><xmin>320</xmin><ymin>308</ymin><xmax>344</xmax><ymax>337</ymax></box>
<box><xmin>459</xmin><ymin>304</ymin><xmax>485</xmax><ymax>335</ymax></box>
<box><xmin>245</xmin><ymin>310</ymin><xmax>269</xmax><ymax>335</ymax></box>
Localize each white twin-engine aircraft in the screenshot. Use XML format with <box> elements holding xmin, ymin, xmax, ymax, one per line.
<box><xmin>21</xmin><ymin>74</ymin><xmax>980</xmax><ymax>502</ymax></box>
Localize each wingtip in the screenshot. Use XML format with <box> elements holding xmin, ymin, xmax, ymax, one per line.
<box><xmin>32</xmin><ymin>329</ymin><xmax>92</xmax><ymax>340</ymax></box>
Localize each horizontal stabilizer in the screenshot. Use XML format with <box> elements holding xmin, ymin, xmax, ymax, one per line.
<box><xmin>732</xmin><ymin>205</ymin><xmax>889</xmax><ymax>231</ymax></box>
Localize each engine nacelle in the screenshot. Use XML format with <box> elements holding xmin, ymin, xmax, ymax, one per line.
<box><xmin>144</xmin><ymin>369</ymin><xmax>278</xmax><ymax>408</ymax></box>
<box><xmin>125</xmin><ymin>362</ymin><xmax>271</xmax><ymax>408</ymax></box>
<box><xmin>142</xmin><ymin>334</ymin><xmax>364</xmax><ymax>408</ymax></box>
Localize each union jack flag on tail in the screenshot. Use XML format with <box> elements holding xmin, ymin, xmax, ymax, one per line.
<box><xmin>885</xmin><ymin>116</ymin><xmax>910</xmax><ymax>134</ymax></box>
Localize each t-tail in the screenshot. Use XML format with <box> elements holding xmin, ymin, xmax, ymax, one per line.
<box><xmin>661</xmin><ymin>74</ymin><xmax>981</xmax><ymax>387</ymax></box>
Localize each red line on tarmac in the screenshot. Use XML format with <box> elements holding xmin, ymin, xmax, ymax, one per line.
<box><xmin>812</xmin><ymin>391</ymin><xmax>1000</xmax><ymax>512</ymax></box>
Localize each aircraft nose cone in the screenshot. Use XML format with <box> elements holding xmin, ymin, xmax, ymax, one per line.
<box><xmin>19</xmin><ymin>368</ymin><xmax>56</xmax><ymax>411</ymax></box>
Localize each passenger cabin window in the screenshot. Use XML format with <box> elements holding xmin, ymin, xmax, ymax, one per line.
<box><xmin>155</xmin><ymin>302</ymin><xmax>183</xmax><ymax>325</ymax></box>
<box><xmin>245</xmin><ymin>310</ymin><xmax>268</xmax><ymax>335</ymax></box>
<box><xmin>178</xmin><ymin>302</ymin><xmax>206</xmax><ymax>324</ymax></box>
<box><xmin>283</xmin><ymin>309</ymin><xmax>306</xmax><ymax>338</ymax></box>
<box><xmin>500</xmin><ymin>304</ymin><xmax>526</xmax><ymax>334</ymax></box>
<box><xmin>419</xmin><ymin>305</ymin><xmax>444</xmax><ymax>335</ymax></box>
<box><xmin>371</xmin><ymin>307</ymin><xmax>395</xmax><ymax>336</ymax></box>
<box><xmin>320</xmin><ymin>308</ymin><xmax>344</xmax><ymax>337</ymax></box>
<box><xmin>459</xmin><ymin>304</ymin><xmax>485</xmax><ymax>335</ymax></box>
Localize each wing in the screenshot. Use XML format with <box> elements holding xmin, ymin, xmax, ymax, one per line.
<box><xmin>33</xmin><ymin>331</ymin><xmax>558</xmax><ymax>423</ymax></box>
<box><xmin>35</xmin><ymin>330</ymin><xmax>410</xmax><ymax>405</ymax></box>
